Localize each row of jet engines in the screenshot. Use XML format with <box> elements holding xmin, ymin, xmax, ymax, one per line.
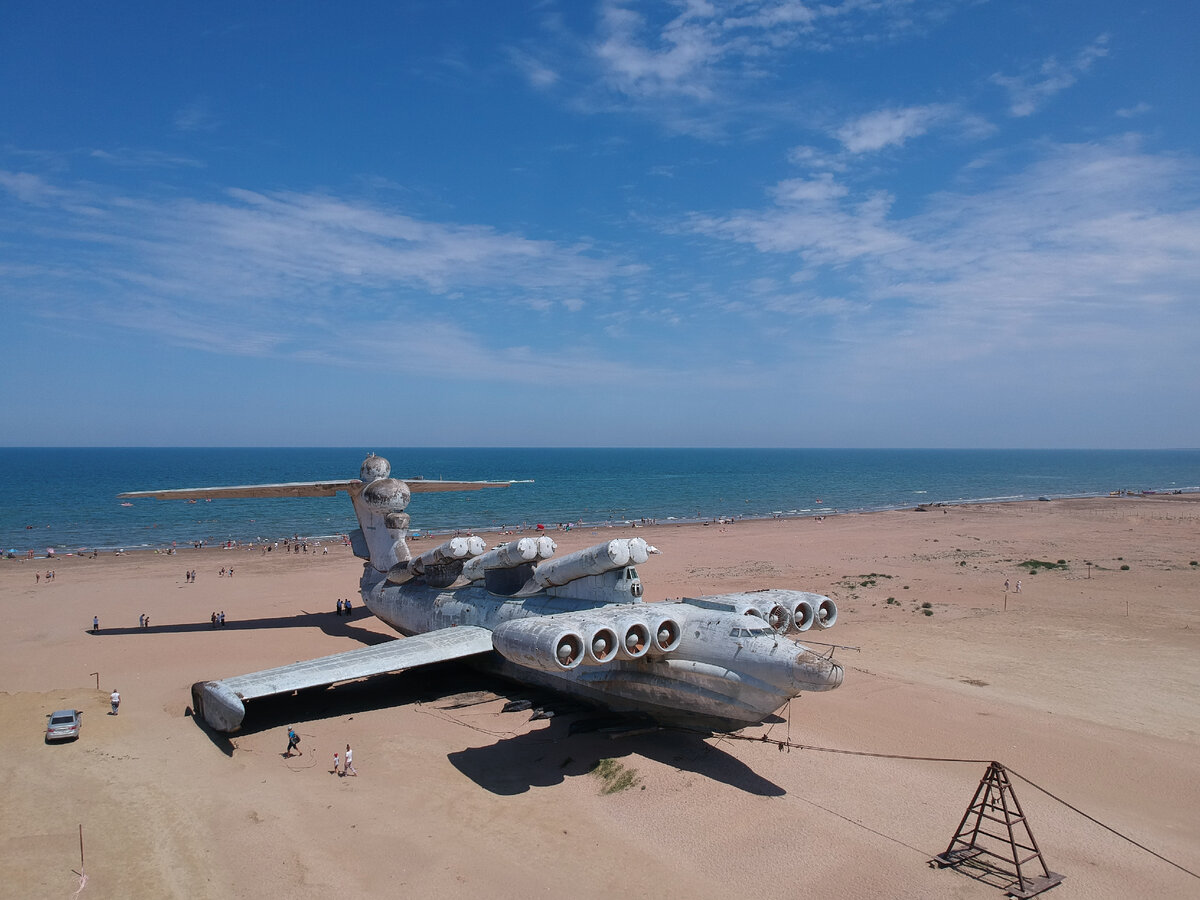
<box><xmin>490</xmin><ymin>589</ymin><xmax>838</xmax><ymax>673</ymax></box>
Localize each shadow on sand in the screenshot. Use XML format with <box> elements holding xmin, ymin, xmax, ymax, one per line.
<box><xmin>184</xmin><ymin>661</ymin><xmax>785</xmax><ymax>796</ymax></box>
<box><xmin>89</xmin><ymin>611</ymin><xmax>391</xmax><ymax>644</ymax></box>
<box><xmin>447</xmin><ymin>717</ymin><xmax>785</xmax><ymax>797</ymax></box>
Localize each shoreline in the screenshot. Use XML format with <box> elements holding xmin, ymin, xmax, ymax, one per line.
<box><xmin>7</xmin><ymin>488</ymin><xmax>1199</xmax><ymax>560</ymax></box>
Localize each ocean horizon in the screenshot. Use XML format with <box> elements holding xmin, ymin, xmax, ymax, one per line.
<box><xmin>3</xmin><ymin>447</ymin><xmax>1198</xmax><ymax>555</ymax></box>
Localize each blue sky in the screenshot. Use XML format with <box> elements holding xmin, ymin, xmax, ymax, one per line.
<box><xmin>2</xmin><ymin>1</ymin><xmax>1197</xmax><ymax>448</ymax></box>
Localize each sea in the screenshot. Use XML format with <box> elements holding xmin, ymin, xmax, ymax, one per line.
<box><xmin>2</xmin><ymin>447</ymin><xmax>1198</xmax><ymax>556</ymax></box>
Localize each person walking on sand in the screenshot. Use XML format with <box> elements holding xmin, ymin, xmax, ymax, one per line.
<box><xmin>93</xmin><ymin>615</ymin><xmax>99</xmax><ymax>633</ymax></box>
<box><xmin>1004</xmin><ymin>578</ymin><xmax>1010</xmax><ymax>592</ymax></box>
<box><xmin>333</xmin><ymin>751</ymin><xmax>340</xmax><ymax>775</ymax></box>
<box><xmin>336</xmin><ymin>598</ymin><xmax>343</xmax><ymax>617</ymax></box>
<box><xmin>285</xmin><ymin>726</ymin><xmax>302</xmax><ymax>757</ymax></box>
<box><xmin>1016</xmin><ymin>580</ymin><xmax>1022</xmax><ymax>593</ymax></box>
<box><xmin>110</xmin><ymin>690</ymin><xmax>120</xmax><ymax>715</ymax></box>
<box><xmin>344</xmin><ymin>744</ymin><xmax>357</xmax><ymax>776</ymax></box>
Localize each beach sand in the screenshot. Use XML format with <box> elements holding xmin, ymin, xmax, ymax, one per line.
<box><xmin>2</xmin><ymin>496</ymin><xmax>1198</xmax><ymax>898</ymax></box>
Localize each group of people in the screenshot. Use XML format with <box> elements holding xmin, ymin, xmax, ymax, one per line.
<box><xmin>334</xmin><ymin>598</ymin><xmax>355</xmax><ymax>616</ymax></box>
<box><xmin>210</xmin><ymin>610</ymin><xmax>227</xmax><ymax>627</ymax></box>
<box><xmin>36</xmin><ymin>570</ymin><xmax>56</xmax><ymax>583</ymax></box>
<box><xmin>332</xmin><ymin>744</ymin><xmax>358</xmax><ymax>777</ymax></box>
<box><xmin>1004</xmin><ymin>578</ymin><xmax>1023</xmax><ymax>593</ymax></box>
<box><xmin>138</xmin><ymin>613</ymin><xmax>150</xmax><ymax>628</ymax></box>
<box><xmin>283</xmin><ymin>727</ymin><xmax>358</xmax><ymax>776</ymax></box>
<box><xmin>184</xmin><ymin>570</ymin><xmax>197</xmax><ymax>582</ymax></box>
<box><xmin>218</xmin><ymin>567</ymin><xmax>234</xmax><ymax>577</ymax></box>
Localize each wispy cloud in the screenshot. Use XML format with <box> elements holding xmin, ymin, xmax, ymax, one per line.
<box><xmin>519</xmin><ymin>0</ymin><xmax>972</xmax><ymax>137</ymax></box>
<box><xmin>173</xmin><ymin>97</ymin><xmax>218</xmax><ymax>132</ymax></box>
<box><xmin>1116</xmin><ymin>101</ymin><xmax>1152</xmax><ymax>119</ymax></box>
<box><xmin>0</xmin><ymin>177</ymin><xmax>639</xmax><ymax>383</ymax></box>
<box><xmin>835</xmin><ymin>104</ymin><xmax>956</xmax><ymax>154</ymax></box>
<box><xmin>991</xmin><ymin>35</ymin><xmax>1109</xmax><ymax>117</ymax></box>
<box><xmin>683</xmin><ymin>138</ymin><xmax>1200</xmax><ymax>370</ymax></box>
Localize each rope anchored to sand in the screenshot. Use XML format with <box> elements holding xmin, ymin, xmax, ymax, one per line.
<box><xmin>709</xmin><ymin>731</ymin><xmax>1199</xmax><ymax>881</ymax></box>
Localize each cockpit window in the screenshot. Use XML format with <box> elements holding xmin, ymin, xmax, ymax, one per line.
<box><xmin>731</xmin><ymin>626</ymin><xmax>770</xmax><ymax>637</ymax></box>
<box><xmin>626</xmin><ymin>567</ymin><xmax>637</xmax><ymax>580</ymax></box>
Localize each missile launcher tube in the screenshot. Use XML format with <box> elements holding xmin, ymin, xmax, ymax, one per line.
<box><xmin>532</xmin><ymin>538</ymin><xmax>650</xmax><ymax>589</ymax></box>
<box><xmin>462</xmin><ymin>537</ymin><xmax>550</xmax><ymax>582</ymax></box>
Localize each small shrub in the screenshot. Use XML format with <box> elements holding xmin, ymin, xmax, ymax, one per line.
<box><xmin>1190</xmin><ymin>561</ymin><xmax>1198</xmax><ymax>567</ymax></box>
<box><xmin>1120</xmin><ymin>564</ymin><xmax>1130</xmax><ymax>571</ymax></box>
<box><xmin>921</xmin><ymin>602</ymin><xmax>932</xmax><ymax>609</ymax></box>
<box><xmin>1057</xmin><ymin>559</ymin><xmax>1066</xmax><ymax>565</ymax></box>
<box><xmin>590</xmin><ymin>758</ymin><xmax>640</xmax><ymax>794</ymax></box>
<box><xmin>923</xmin><ymin>609</ymin><xmax>934</xmax><ymax>616</ymax></box>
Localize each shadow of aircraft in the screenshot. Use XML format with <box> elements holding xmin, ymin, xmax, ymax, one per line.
<box><xmin>89</xmin><ymin>612</ymin><xmax>392</xmax><ymax>645</ymax></box>
<box><xmin>181</xmin><ymin>657</ymin><xmax>784</xmax><ymax>796</ymax></box>
<box><xmin>447</xmin><ymin>714</ymin><xmax>785</xmax><ymax>797</ymax></box>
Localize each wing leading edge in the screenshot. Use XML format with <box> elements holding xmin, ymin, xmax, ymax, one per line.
<box><xmin>191</xmin><ymin>626</ymin><xmax>495</xmax><ymax>732</ymax></box>
<box><xmin>120</xmin><ymin>477</ymin><xmax>526</xmax><ymax>501</ymax></box>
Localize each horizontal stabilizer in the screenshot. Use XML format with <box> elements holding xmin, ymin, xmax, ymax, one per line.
<box><xmin>122</xmin><ymin>477</ymin><xmax>528</xmax><ymax>501</ymax></box>
<box><xmin>120</xmin><ymin>480</ymin><xmax>362</xmax><ymax>500</ymax></box>
<box><xmin>191</xmin><ymin>626</ymin><xmax>495</xmax><ymax>732</ymax></box>
<box><xmin>403</xmin><ymin>478</ymin><xmax>531</xmax><ymax>493</ymax></box>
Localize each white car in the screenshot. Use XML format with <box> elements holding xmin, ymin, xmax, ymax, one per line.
<box><xmin>45</xmin><ymin>709</ymin><xmax>82</xmax><ymax>742</ymax></box>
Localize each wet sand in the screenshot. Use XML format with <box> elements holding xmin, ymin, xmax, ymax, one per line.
<box><xmin>1</xmin><ymin>495</ymin><xmax>1198</xmax><ymax>898</ymax></box>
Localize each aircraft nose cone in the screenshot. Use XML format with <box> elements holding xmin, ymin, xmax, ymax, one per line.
<box><xmin>793</xmin><ymin>648</ymin><xmax>843</xmax><ymax>692</ymax></box>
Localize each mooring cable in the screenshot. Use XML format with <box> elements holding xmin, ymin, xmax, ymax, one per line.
<box><xmin>708</xmin><ymin>730</ymin><xmax>1198</xmax><ymax>881</ymax></box>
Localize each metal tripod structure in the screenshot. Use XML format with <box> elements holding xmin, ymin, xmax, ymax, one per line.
<box><xmin>932</xmin><ymin>761</ymin><xmax>1064</xmax><ymax>898</ymax></box>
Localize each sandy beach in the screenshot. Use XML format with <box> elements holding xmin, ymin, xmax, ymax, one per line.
<box><xmin>2</xmin><ymin>495</ymin><xmax>1198</xmax><ymax>899</ymax></box>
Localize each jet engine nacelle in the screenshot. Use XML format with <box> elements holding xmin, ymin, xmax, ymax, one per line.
<box><xmin>815</xmin><ymin>596</ymin><xmax>837</xmax><ymax>629</ymax></box>
<box><xmin>492</xmin><ymin>618</ymin><xmax>585</xmax><ymax>671</ymax></box>
<box><xmin>647</xmin><ymin>611</ymin><xmax>683</xmax><ymax>654</ymax></box>
<box><xmin>606</xmin><ymin>614</ymin><xmax>652</xmax><ymax>660</ymax></box>
<box><xmin>685</xmin><ymin>593</ymin><xmax>792</xmax><ymax>633</ymax></box>
<box><xmin>574</xmin><ymin>617</ymin><xmax>621</xmax><ymax>665</ymax></box>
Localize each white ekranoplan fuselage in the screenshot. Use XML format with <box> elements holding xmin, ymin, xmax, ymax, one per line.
<box><xmin>122</xmin><ymin>453</ymin><xmax>843</xmax><ymax>734</ymax></box>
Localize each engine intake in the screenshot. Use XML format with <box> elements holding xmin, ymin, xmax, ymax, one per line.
<box><xmin>815</xmin><ymin>597</ymin><xmax>838</xmax><ymax>629</ymax></box>
<box><xmin>492</xmin><ymin>618</ymin><xmax>585</xmax><ymax>671</ymax></box>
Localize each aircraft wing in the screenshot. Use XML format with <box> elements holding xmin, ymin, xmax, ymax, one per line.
<box><xmin>119</xmin><ymin>480</ymin><xmax>362</xmax><ymax>500</ymax></box>
<box><xmin>191</xmin><ymin>626</ymin><xmax>495</xmax><ymax>732</ymax></box>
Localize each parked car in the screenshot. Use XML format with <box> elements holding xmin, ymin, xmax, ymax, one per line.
<box><xmin>45</xmin><ymin>709</ymin><xmax>82</xmax><ymax>742</ymax></box>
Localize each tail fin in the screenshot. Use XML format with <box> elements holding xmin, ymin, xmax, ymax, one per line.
<box><xmin>119</xmin><ymin>454</ymin><xmax>522</xmax><ymax>573</ymax></box>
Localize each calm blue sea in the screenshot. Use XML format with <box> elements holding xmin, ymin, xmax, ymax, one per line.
<box><xmin>2</xmin><ymin>448</ymin><xmax>1198</xmax><ymax>555</ymax></box>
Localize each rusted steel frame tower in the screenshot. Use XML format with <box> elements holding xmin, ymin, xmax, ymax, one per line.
<box><xmin>932</xmin><ymin>761</ymin><xmax>1064</xmax><ymax>898</ymax></box>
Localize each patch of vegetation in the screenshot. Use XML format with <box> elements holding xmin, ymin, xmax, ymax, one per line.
<box><xmin>1021</xmin><ymin>559</ymin><xmax>1068</xmax><ymax>573</ymax></box>
<box><xmin>1120</xmin><ymin>564</ymin><xmax>1130</xmax><ymax>571</ymax></box>
<box><xmin>838</xmin><ymin>572</ymin><xmax>892</xmax><ymax>589</ymax></box>
<box><xmin>923</xmin><ymin>609</ymin><xmax>934</xmax><ymax>616</ymax></box>
<box><xmin>921</xmin><ymin>602</ymin><xmax>932</xmax><ymax>609</ymax></box>
<box><xmin>886</xmin><ymin>597</ymin><xmax>899</xmax><ymax>605</ymax></box>
<box><xmin>1190</xmin><ymin>561</ymin><xmax>1198</xmax><ymax>567</ymax></box>
<box><xmin>590</xmin><ymin>758</ymin><xmax>640</xmax><ymax>794</ymax></box>
<box><xmin>959</xmin><ymin>560</ymin><xmax>967</xmax><ymax>566</ymax></box>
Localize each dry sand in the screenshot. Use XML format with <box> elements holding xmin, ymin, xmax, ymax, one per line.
<box><xmin>2</xmin><ymin>496</ymin><xmax>1198</xmax><ymax>899</ymax></box>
